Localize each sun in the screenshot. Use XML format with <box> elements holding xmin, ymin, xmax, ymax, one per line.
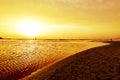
<box><xmin>18</xmin><ymin>19</ymin><xmax>45</xmax><ymax>37</ymax></box>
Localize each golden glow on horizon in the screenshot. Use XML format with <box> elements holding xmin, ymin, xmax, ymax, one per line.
<box><xmin>0</xmin><ymin>0</ymin><xmax>120</xmax><ymax>39</ymax></box>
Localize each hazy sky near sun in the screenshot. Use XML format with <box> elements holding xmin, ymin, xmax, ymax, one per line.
<box><xmin>0</xmin><ymin>0</ymin><xmax>120</xmax><ymax>39</ymax></box>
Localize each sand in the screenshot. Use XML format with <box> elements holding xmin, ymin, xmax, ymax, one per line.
<box><xmin>27</xmin><ymin>41</ymin><xmax>120</xmax><ymax>80</ymax></box>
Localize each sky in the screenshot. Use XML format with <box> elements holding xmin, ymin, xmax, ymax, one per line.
<box><xmin>0</xmin><ymin>0</ymin><xmax>120</xmax><ymax>39</ymax></box>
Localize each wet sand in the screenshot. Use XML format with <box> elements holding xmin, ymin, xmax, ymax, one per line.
<box><xmin>27</xmin><ymin>41</ymin><xmax>120</xmax><ymax>80</ymax></box>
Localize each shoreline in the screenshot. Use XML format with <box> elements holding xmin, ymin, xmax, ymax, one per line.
<box><xmin>25</xmin><ymin>41</ymin><xmax>120</xmax><ymax>80</ymax></box>
<box><xmin>0</xmin><ymin>40</ymin><xmax>109</xmax><ymax>80</ymax></box>
<box><xmin>21</xmin><ymin>41</ymin><xmax>109</xmax><ymax>80</ymax></box>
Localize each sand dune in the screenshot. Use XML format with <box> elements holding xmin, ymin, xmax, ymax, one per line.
<box><xmin>27</xmin><ymin>41</ymin><xmax>120</xmax><ymax>80</ymax></box>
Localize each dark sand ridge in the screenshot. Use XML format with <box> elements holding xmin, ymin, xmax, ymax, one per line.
<box><xmin>26</xmin><ymin>41</ymin><xmax>120</xmax><ymax>80</ymax></box>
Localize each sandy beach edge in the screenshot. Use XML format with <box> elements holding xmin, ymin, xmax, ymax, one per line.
<box><xmin>20</xmin><ymin>41</ymin><xmax>110</xmax><ymax>80</ymax></box>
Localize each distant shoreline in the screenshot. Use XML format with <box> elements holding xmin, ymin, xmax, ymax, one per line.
<box><xmin>1</xmin><ymin>38</ymin><xmax>120</xmax><ymax>42</ymax></box>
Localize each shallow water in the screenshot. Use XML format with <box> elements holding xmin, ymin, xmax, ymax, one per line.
<box><xmin>0</xmin><ymin>40</ymin><xmax>107</xmax><ymax>80</ymax></box>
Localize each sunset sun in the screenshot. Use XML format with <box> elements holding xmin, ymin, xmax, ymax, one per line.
<box><xmin>17</xmin><ymin>19</ymin><xmax>46</xmax><ymax>37</ymax></box>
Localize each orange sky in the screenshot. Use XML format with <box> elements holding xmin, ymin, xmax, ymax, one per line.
<box><xmin>0</xmin><ymin>0</ymin><xmax>120</xmax><ymax>39</ymax></box>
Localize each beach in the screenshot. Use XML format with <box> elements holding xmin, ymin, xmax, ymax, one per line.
<box><xmin>0</xmin><ymin>0</ymin><xmax>120</xmax><ymax>80</ymax></box>
<box><xmin>0</xmin><ymin>40</ymin><xmax>107</xmax><ymax>80</ymax></box>
<box><xmin>26</xmin><ymin>41</ymin><xmax>120</xmax><ymax>80</ymax></box>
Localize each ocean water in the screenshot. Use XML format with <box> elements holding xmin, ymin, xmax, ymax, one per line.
<box><xmin>0</xmin><ymin>40</ymin><xmax>107</xmax><ymax>80</ymax></box>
